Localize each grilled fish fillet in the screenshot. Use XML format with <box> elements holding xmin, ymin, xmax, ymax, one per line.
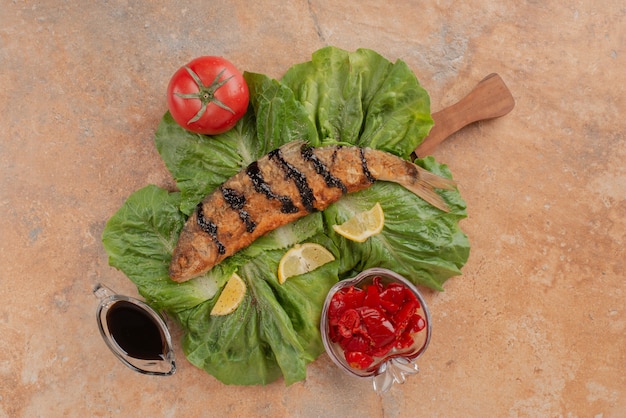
<box><xmin>169</xmin><ymin>141</ymin><xmax>455</xmax><ymax>282</ymax></box>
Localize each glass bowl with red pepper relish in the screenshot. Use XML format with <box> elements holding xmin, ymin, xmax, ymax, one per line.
<box><xmin>320</xmin><ymin>268</ymin><xmax>432</xmax><ymax>388</ymax></box>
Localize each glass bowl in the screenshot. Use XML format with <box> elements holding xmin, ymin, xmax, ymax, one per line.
<box><xmin>320</xmin><ymin>268</ymin><xmax>431</xmax><ymax>393</ymax></box>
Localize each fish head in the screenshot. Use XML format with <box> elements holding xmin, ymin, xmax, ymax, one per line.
<box><xmin>169</xmin><ymin>229</ymin><xmax>217</xmax><ymax>283</ymax></box>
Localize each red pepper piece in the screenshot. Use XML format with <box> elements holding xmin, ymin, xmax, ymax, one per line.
<box><xmin>379</xmin><ymin>284</ymin><xmax>404</xmax><ymax>313</ymax></box>
<box><xmin>329</xmin><ymin>287</ymin><xmax>365</xmax><ymax>344</ymax></box>
<box><xmin>407</xmin><ymin>313</ymin><xmax>427</xmax><ymax>333</ymax></box>
<box><xmin>337</xmin><ymin>308</ymin><xmax>361</xmax><ymax>338</ymax></box>
<box><xmin>363</xmin><ymin>283</ymin><xmax>381</xmax><ymax>309</ymax></box>
<box><xmin>403</xmin><ymin>286</ymin><xmax>420</xmax><ymax>308</ymax></box>
<box><xmin>379</xmin><ymin>284</ymin><xmax>405</xmax><ymax>311</ymax></box>
<box><xmin>379</xmin><ymin>298</ymin><xmax>399</xmax><ymax>314</ymax></box>
<box><xmin>341</xmin><ymin>287</ymin><xmax>366</xmax><ymax>310</ymax></box>
<box><xmin>340</xmin><ymin>334</ymin><xmax>370</xmax><ymax>353</ymax></box>
<box><xmin>329</xmin><ymin>287</ymin><xmax>365</xmax><ymax>325</ymax></box>
<box><xmin>328</xmin><ymin>300</ymin><xmax>344</xmax><ymax>327</ymax></box>
<box><xmin>358</xmin><ymin>307</ymin><xmax>396</xmax><ymax>347</ymax></box>
<box><xmin>372</xmin><ymin>276</ymin><xmax>385</xmax><ymax>292</ymax></box>
<box><xmin>345</xmin><ymin>351</ymin><xmax>374</xmax><ymax>370</ymax></box>
<box><xmin>395</xmin><ymin>333</ymin><xmax>415</xmax><ymax>350</ymax></box>
<box><xmin>392</xmin><ymin>298</ymin><xmax>418</xmax><ymax>332</ymax></box>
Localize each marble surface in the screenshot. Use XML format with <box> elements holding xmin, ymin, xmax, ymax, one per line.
<box><xmin>1</xmin><ymin>1</ymin><xmax>624</xmax><ymax>416</ymax></box>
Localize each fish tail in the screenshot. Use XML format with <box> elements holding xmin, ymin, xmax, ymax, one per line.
<box><xmin>369</xmin><ymin>152</ymin><xmax>456</xmax><ymax>212</ymax></box>
<box><xmin>413</xmin><ymin>167</ymin><xmax>457</xmax><ymax>191</ymax></box>
<box><xmin>398</xmin><ymin>169</ymin><xmax>454</xmax><ymax>212</ymax></box>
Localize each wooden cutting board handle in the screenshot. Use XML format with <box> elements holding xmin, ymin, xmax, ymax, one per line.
<box><xmin>414</xmin><ymin>73</ymin><xmax>515</xmax><ymax>157</ymax></box>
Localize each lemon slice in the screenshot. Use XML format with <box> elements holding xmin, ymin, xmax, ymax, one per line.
<box><xmin>277</xmin><ymin>243</ymin><xmax>335</xmax><ymax>284</ymax></box>
<box><xmin>332</xmin><ymin>202</ymin><xmax>385</xmax><ymax>242</ymax></box>
<box><xmin>210</xmin><ymin>272</ymin><xmax>246</xmax><ymax>316</ymax></box>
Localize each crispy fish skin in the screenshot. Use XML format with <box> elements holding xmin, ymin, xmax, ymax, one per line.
<box><xmin>169</xmin><ymin>141</ymin><xmax>455</xmax><ymax>282</ymax></box>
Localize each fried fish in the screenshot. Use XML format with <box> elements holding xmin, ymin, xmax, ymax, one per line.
<box><xmin>169</xmin><ymin>141</ymin><xmax>455</xmax><ymax>282</ymax></box>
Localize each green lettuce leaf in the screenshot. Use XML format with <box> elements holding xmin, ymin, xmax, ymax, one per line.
<box><xmin>281</xmin><ymin>46</ymin><xmax>433</xmax><ymax>157</ymax></box>
<box><xmin>244</xmin><ymin>72</ymin><xmax>320</xmax><ymax>148</ymax></box>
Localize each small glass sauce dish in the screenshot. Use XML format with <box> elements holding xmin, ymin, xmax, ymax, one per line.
<box><xmin>94</xmin><ymin>284</ymin><xmax>176</xmax><ymax>376</ymax></box>
<box><xmin>320</xmin><ymin>268</ymin><xmax>431</xmax><ymax>393</ymax></box>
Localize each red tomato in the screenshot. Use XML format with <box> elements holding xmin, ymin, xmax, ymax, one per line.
<box><xmin>167</xmin><ymin>56</ymin><xmax>249</xmax><ymax>135</ymax></box>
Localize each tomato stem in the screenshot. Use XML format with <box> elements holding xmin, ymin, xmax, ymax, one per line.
<box><xmin>176</xmin><ymin>66</ymin><xmax>236</xmax><ymax>125</ymax></box>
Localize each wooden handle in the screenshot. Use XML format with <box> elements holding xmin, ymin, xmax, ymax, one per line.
<box><xmin>414</xmin><ymin>73</ymin><xmax>515</xmax><ymax>157</ymax></box>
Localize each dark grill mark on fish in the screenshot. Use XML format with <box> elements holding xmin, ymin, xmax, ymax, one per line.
<box><xmin>221</xmin><ymin>186</ymin><xmax>256</xmax><ymax>233</ymax></box>
<box><xmin>221</xmin><ymin>186</ymin><xmax>245</xmax><ymax>209</ymax></box>
<box><xmin>300</xmin><ymin>144</ymin><xmax>347</xmax><ymax>194</ymax></box>
<box><xmin>246</xmin><ymin>161</ymin><xmax>298</xmax><ymax>214</ymax></box>
<box><xmin>269</xmin><ymin>148</ymin><xmax>316</xmax><ymax>212</ymax></box>
<box><xmin>196</xmin><ymin>203</ymin><xmax>226</xmax><ymax>255</ymax></box>
<box><xmin>359</xmin><ymin>148</ymin><xmax>376</xmax><ymax>183</ymax></box>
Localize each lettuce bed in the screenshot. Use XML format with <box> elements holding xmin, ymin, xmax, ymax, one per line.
<box><xmin>102</xmin><ymin>46</ymin><xmax>470</xmax><ymax>385</ymax></box>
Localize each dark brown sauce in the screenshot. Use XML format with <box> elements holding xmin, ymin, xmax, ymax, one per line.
<box><xmin>106</xmin><ymin>300</ymin><xmax>165</xmax><ymax>360</ymax></box>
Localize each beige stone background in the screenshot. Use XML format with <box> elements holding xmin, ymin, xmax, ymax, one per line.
<box><xmin>1</xmin><ymin>1</ymin><xmax>624</xmax><ymax>416</ymax></box>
